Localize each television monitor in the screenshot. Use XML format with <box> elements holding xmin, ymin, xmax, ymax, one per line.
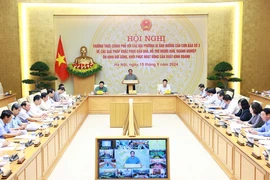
<box><xmin>95</xmin><ymin>136</ymin><xmax>170</xmax><ymax>180</ymax></box>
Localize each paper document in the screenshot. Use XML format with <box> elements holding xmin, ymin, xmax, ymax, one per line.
<box><xmin>14</xmin><ymin>135</ymin><xmax>31</xmax><ymax>139</ymax></box>
<box><xmin>229</xmin><ymin>123</ymin><xmax>249</xmax><ymax>132</ymax></box>
<box><xmin>245</xmin><ymin>133</ymin><xmax>268</xmax><ymax>140</ymax></box>
<box><xmin>258</xmin><ymin>140</ymin><xmax>270</xmax><ymax>145</ymax></box>
<box><xmin>0</xmin><ymin>143</ymin><xmax>17</xmax><ymax>150</ymax></box>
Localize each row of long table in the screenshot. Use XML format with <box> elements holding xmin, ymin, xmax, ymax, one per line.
<box><xmin>176</xmin><ymin>96</ymin><xmax>270</xmax><ymax>180</ymax></box>
<box><xmin>88</xmin><ymin>94</ymin><xmax>270</xmax><ymax>180</ymax></box>
<box><xmin>5</xmin><ymin>93</ymin><xmax>269</xmax><ymax>180</ymax></box>
<box><xmin>2</xmin><ymin>97</ymin><xmax>88</xmax><ymax>180</ymax></box>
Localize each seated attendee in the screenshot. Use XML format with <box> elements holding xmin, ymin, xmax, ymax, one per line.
<box><xmin>125</xmin><ymin>151</ymin><xmax>142</xmax><ymax>167</ymax></box>
<box><xmin>47</xmin><ymin>89</ymin><xmax>56</xmax><ymax>105</ymax></box>
<box><xmin>53</xmin><ymin>86</ymin><xmax>65</xmax><ymax>102</ymax></box>
<box><xmin>29</xmin><ymin>95</ymin><xmax>47</xmax><ymax>117</ymax></box>
<box><xmin>0</xmin><ymin>110</ymin><xmax>22</xmax><ymax>138</ymax></box>
<box><xmin>222</xmin><ymin>94</ymin><xmax>239</xmax><ymax>114</ymax></box>
<box><xmin>158</xmin><ymin>79</ymin><xmax>171</xmax><ymax>94</ymax></box>
<box><xmin>205</xmin><ymin>88</ymin><xmax>220</xmax><ymax>105</ymax></box>
<box><xmin>198</xmin><ymin>83</ymin><xmax>207</xmax><ymax>98</ymax></box>
<box><xmin>39</xmin><ymin>92</ymin><xmax>51</xmax><ymax>111</ymax></box>
<box><xmin>247</xmin><ymin>102</ymin><xmax>264</xmax><ymax>128</ymax></box>
<box><xmin>94</xmin><ymin>81</ymin><xmax>108</xmax><ymax>94</ymax></box>
<box><xmin>59</xmin><ymin>83</ymin><xmax>64</xmax><ymax>89</ymax></box>
<box><xmin>9</xmin><ymin>103</ymin><xmax>26</xmax><ymax>130</ymax></box>
<box><xmin>248</xmin><ymin>108</ymin><xmax>270</xmax><ymax>136</ymax></box>
<box><xmin>58</xmin><ymin>83</ymin><xmax>71</xmax><ymax>100</ymax></box>
<box><xmin>59</xmin><ymin>84</ymin><xmax>66</xmax><ymax>94</ymax></box>
<box><xmin>217</xmin><ymin>90</ymin><xmax>226</xmax><ymax>109</ymax></box>
<box><xmin>230</xmin><ymin>98</ymin><xmax>252</xmax><ymax>121</ymax></box>
<box><xmin>18</xmin><ymin>101</ymin><xmax>42</xmax><ymax>123</ymax></box>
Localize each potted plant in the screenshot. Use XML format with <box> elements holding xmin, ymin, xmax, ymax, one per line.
<box><xmin>22</xmin><ymin>61</ymin><xmax>58</xmax><ymax>94</ymax></box>
<box><xmin>207</xmin><ymin>61</ymin><xmax>242</xmax><ymax>90</ymax></box>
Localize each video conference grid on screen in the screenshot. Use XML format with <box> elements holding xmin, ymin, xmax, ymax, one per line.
<box><xmin>98</xmin><ymin>139</ymin><xmax>168</xmax><ymax>179</ymax></box>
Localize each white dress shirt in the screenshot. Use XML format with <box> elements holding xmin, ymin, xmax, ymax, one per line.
<box><xmin>201</xmin><ymin>89</ymin><xmax>207</xmax><ymax>98</ymax></box>
<box><xmin>224</xmin><ymin>99</ymin><xmax>240</xmax><ymax>114</ymax></box>
<box><xmin>47</xmin><ymin>98</ymin><xmax>55</xmax><ymax>106</ymax></box>
<box><xmin>60</xmin><ymin>91</ymin><xmax>68</xmax><ymax>100</ymax></box>
<box><xmin>39</xmin><ymin>100</ymin><xmax>51</xmax><ymax>111</ymax></box>
<box><xmin>206</xmin><ymin>94</ymin><xmax>221</xmax><ymax>106</ymax></box>
<box><xmin>219</xmin><ymin>100</ymin><xmax>226</xmax><ymax>109</ymax></box>
<box><xmin>29</xmin><ymin>103</ymin><xmax>46</xmax><ymax>117</ymax></box>
<box><xmin>158</xmin><ymin>85</ymin><xmax>171</xmax><ymax>94</ymax></box>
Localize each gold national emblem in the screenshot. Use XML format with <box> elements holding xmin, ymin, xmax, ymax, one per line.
<box><xmin>140</xmin><ymin>19</ymin><xmax>152</xmax><ymax>31</ymax></box>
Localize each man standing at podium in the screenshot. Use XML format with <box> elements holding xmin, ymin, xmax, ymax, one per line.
<box><xmin>122</xmin><ymin>69</ymin><xmax>139</xmax><ymax>94</ymax></box>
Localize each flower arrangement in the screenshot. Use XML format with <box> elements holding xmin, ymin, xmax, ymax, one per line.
<box><xmin>67</xmin><ymin>62</ymin><xmax>102</xmax><ymax>77</ymax></box>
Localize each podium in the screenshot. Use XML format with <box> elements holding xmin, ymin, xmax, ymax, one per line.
<box><xmin>123</xmin><ymin>80</ymin><xmax>139</xmax><ymax>94</ymax></box>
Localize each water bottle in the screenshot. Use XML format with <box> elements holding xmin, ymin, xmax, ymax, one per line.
<box><xmin>3</xmin><ymin>154</ymin><xmax>9</xmax><ymax>162</ymax></box>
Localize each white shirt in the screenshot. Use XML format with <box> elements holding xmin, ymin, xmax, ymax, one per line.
<box><xmin>201</xmin><ymin>89</ymin><xmax>207</xmax><ymax>98</ymax></box>
<box><xmin>39</xmin><ymin>100</ymin><xmax>51</xmax><ymax>111</ymax></box>
<box><xmin>29</xmin><ymin>103</ymin><xmax>46</xmax><ymax>117</ymax></box>
<box><xmin>158</xmin><ymin>85</ymin><xmax>171</xmax><ymax>94</ymax></box>
<box><xmin>46</xmin><ymin>99</ymin><xmax>53</xmax><ymax>107</ymax></box>
<box><xmin>206</xmin><ymin>94</ymin><xmax>221</xmax><ymax>106</ymax></box>
<box><xmin>48</xmin><ymin>98</ymin><xmax>55</xmax><ymax>105</ymax></box>
<box><xmin>60</xmin><ymin>92</ymin><xmax>69</xmax><ymax>100</ymax></box>
<box><xmin>224</xmin><ymin>99</ymin><xmax>240</xmax><ymax>114</ymax></box>
<box><xmin>219</xmin><ymin>100</ymin><xmax>226</xmax><ymax>109</ymax></box>
<box><xmin>205</xmin><ymin>95</ymin><xmax>211</xmax><ymax>100</ymax></box>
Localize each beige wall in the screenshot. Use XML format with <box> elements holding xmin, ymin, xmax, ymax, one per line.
<box><xmin>0</xmin><ymin>1</ymin><xmax>21</xmax><ymax>97</ymax></box>
<box><xmin>0</xmin><ymin>0</ymin><xmax>269</xmax><ymax>98</ymax></box>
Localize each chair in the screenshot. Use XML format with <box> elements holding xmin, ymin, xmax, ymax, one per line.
<box><xmin>240</xmin><ymin>95</ymin><xmax>250</xmax><ymax>102</ymax></box>
<box><xmin>157</xmin><ymin>84</ymin><xmax>170</xmax><ymax>94</ymax></box>
<box><xmin>8</xmin><ymin>101</ymin><xmax>18</xmax><ymax>110</ymax></box>
<box><xmin>233</xmin><ymin>94</ymin><xmax>241</xmax><ymax>101</ymax></box>
<box><xmin>225</xmin><ymin>91</ymin><xmax>234</xmax><ymax>98</ymax></box>
<box><xmin>253</xmin><ymin>100</ymin><xmax>263</xmax><ymax>106</ymax></box>
<box><xmin>225</xmin><ymin>88</ymin><xmax>235</xmax><ymax>99</ymax></box>
<box><xmin>34</xmin><ymin>92</ymin><xmax>41</xmax><ymax>96</ymax></box>
<box><xmin>17</xmin><ymin>97</ymin><xmax>27</xmax><ymax>105</ymax></box>
<box><xmin>0</xmin><ymin>106</ymin><xmax>8</xmax><ymax>115</ymax></box>
<box><xmin>233</xmin><ymin>94</ymin><xmax>250</xmax><ymax>102</ymax></box>
<box><xmin>27</xmin><ymin>94</ymin><xmax>35</xmax><ymax>104</ymax></box>
<box><xmin>40</xmin><ymin>89</ymin><xmax>47</xmax><ymax>93</ymax></box>
<box><xmin>215</xmin><ymin>87</ymin><xmax>222</xmax><ymax>93</ymax></box>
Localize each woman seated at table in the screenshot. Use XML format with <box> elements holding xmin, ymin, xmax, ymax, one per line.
<box><xmin>230</xmin><ymin>98</ymin><xmax>252</xmax><ymax>121</ymax></box>
<box><xmin>246</xmin><ymin>102</ymin><xmax>264</xmax><ymax>128</ymax></box>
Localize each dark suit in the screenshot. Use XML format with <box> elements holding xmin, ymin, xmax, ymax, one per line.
<box><xmin>235</xmin><ymin>109</ymin><xmax>252</xmax><ymax>121</ymax></box>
